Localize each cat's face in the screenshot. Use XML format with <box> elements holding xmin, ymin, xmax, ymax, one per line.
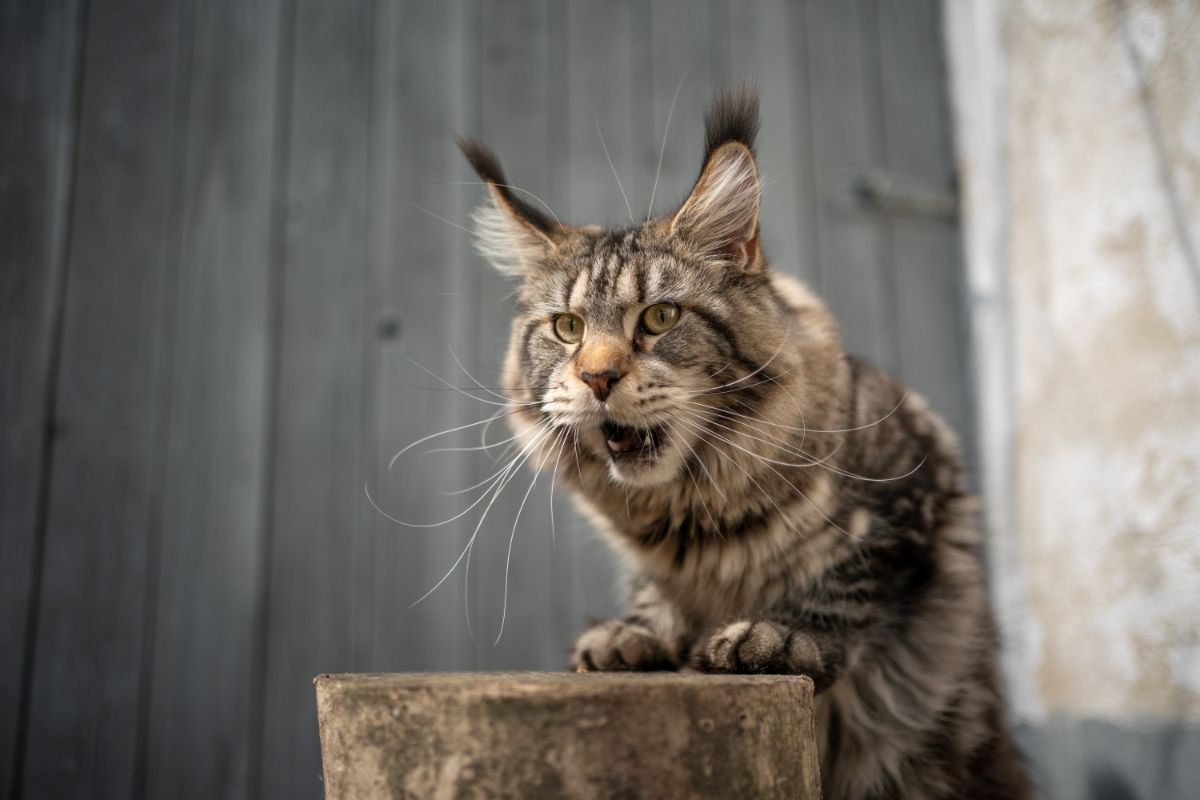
<box><xmin>461</xmin><ymin>88</ymin><xmax>790</xmax><ymax>487</ymax></box>
<box><xmin>511</xmin><ymin>227</ymin><xmax>783</xmax><ymax>486</ymax></box>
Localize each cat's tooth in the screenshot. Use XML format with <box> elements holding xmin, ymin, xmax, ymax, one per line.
<box><xmin>643</xmin><ymin>435</ymin><xmax>652</xmax><ymax>448</ymax></box>
<box><xmin>607</xmin><ymin>439</ymin><xmax>622</xmax><ymax>450</ymax></box>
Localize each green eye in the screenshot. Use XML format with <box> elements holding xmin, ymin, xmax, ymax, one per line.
<box><xmin>641</xmin><ymin>303</ymin><xmax>680</xmax><ymax>335</ymax></box>
<box><xmin>553</xmin><ymin>313</ymin><xmax>585</xmax><ymax>343</ymax></box>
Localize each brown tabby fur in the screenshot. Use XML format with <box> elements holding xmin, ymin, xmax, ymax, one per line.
<box><xmin>459</xmin><ymin>87</ymin><xmax>1030</xmax><ymax>799</ymax></box>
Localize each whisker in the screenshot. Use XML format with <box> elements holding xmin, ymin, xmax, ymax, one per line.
<box><xmin>406</xmin><ymin>358</ymin><xmax>539</xmax><ymax>408</ymax></box>
<box><xmin>595</xmin><ymin>111</ymin><xmax>634</xmax><ymax>225</ymax></box>
<box><xmin>451</xmin><ymin>180</ymin><xmax>563</xmax><ymax>227</ymax></box>
<box><xmin>388</xmin><ymin>410</ymin><xmax>510</xmax><ymax>471</ymax></box>
<box><xmin>494</xmin><ymin>427</ymin><xmax>565</xmax><ymax>645</ymax></box>
<box><xmin>407</xmin><ymin>423</ymin><xmax>559</xmax><ymax>609</ymax></box>
<box><xmin>676</xmin><ymin>405</ymin><xmax>924</xmax><ymax>483</ymax></box>
<box><xmin>449</xmin><ymin>347</ymin><xmax>524</xmax><ymax>404</ymax></box>
<box><xmin>662</xmin><ymin>419</ymin><xmax>723</xmax><ymax>536</ymax></box>
<box><xmin>371</xmin><ymin>421</ymin><xmax>554</xmax><ymax>528</ymax></box>
<box><xmin>548</xmin><ymin>431</ymin><xmax>569</xmax><ymax>548</ymax></box>
<box><xmin>646</xmin><ymin>67</ymin><xmax>689</xmax><ymax>222</ymax></box>
<box><xmin>408</xmin><ymin>202</ymin><xmax>473</xmax><ymax>235</ymax></box>
<box><xmin>703</xmin><ymin>321</ymin><xmax>794</xmax><ymax>393</ymax></box>
<box><xmin>671</xmin><ymin>414</ymin><xmax>858</xmax><ymax>542</ymax></box>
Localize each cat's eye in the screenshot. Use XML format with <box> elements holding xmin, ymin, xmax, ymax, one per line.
<box><xmin>640</xmin><ymin>303</ymin><xmax>680</xmax><ymax>335</ymax></box>
<box><xmin>553</xmin><ymin>313</ymin><xmax>585</xmax><ymax>343</ymax></box>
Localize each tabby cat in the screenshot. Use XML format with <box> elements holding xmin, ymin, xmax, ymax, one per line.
<box><xmin>457</xmin><ymin>87</ymin><xmax>1029</xmax><ymax>799</ymax></box>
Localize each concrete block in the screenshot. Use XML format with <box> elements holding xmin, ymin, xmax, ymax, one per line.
<box><xmin>314</xmin><ymin>671</ymin><xmax>820</xmax><ymax>799</ymax></box>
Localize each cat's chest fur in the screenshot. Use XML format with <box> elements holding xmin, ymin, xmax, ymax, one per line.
<box><xmin>578</xmin><ymin>480</ymin><xmax>870</xmax><ymax>630</ymax></box>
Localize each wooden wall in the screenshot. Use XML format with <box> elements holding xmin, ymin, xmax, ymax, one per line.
<box><xmin>0</xmin><ymin>1</ymin><xmax>966</xmax><ymax>797</ymax></box>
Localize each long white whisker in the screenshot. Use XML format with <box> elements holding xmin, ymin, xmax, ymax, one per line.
<box><xmin>494</xmin><ymin>428</ymin><xmax>564</xmax><ymax>645</ymax></box>
<box><xmin>424</xmin><ymin>427</ymin><xmax>524</xmax><ymax>455</ymax></box>
<box><xmin>703</xmin><ymin>322</ymin><xmax>793</xmax><ymax>393</ymax></box>
<box><xmin>408</xmin><ymin>424</ymin><xmax>558</xmax><ymax>609</ymax></box>
<box><xmin>672</xmin><ymin>413</ymin><xmax>858</xmax><ymax>542</ymax></box>
<box><xmin>448</xmin><ymin>347</ymin><xmax>523</xmax><ymax>404</ymax></box>
<box><xmin>451</xmin><ymin>180</ymin><xmax>563</xmax><ymax>227</ymax></box>
<box><xmin>408</xmin><ymin>202</ymin><xmax>473</xmax><ymax>235</ymax></box>
<box><xmin>646</xmin><ymin>68</ymin><xmax>688</xmax><ymax>222</ymax></box>
<box><xmin>406</xmin><ymin>358</ymin><xmax>538</xmax><ymax>408</ymax></box>
<box><xmin>548</xmin><ymin>431</ymin><xmax>569</xmax><ymax>548</ymax></box>
<box><xmin>677</xmin><ymin>405</ymin><xmax>924</xmax><ymax>484</ymax></box>
<box><xmin>595</xmin><ymin>112</ymin><xmax>634</xmax><ymax>224</ymax></box>
<box><xmin>388</xmin><ymin>410</ymin><xmax>509</xmax><ymax>471</ymax></box>
<box><xmin>662</xmin><ymin>419</ymin><xmax>722</xmax><ymax>536</ymax></box>
<box><xmin>371</xmin><ymin>421</ymin><xmax>554</xmax><ymax>528</ymax></box>
<box><xmin>677</xmin><ymin>403</ymin><xmax>832</xmax><ymax>467</ymax></box>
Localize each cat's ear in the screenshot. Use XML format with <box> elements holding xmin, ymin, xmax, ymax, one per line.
<box><xmin>458</xmin><ymin>137</ymin><xmax>560</xmax><ymax>278</ymax></box>
<box><xmin>669</xmin><ymin>86</ymin><xmax>762</xmax><ymax>272</ymax></box>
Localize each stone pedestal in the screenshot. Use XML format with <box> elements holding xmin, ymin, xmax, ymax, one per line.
<box><xmin>314</xmin><ymin>671</ymin><xmax>820</xmax><ymax>799</ymax></box>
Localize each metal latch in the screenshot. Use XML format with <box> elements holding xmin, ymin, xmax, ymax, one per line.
<box><xmin>846</xmin><ymin>169</ymin><xmax>958</xmax><ymax>221</ymax></box>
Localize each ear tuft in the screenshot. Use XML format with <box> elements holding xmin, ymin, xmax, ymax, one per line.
<box><xmin>670</xmin><ymin>86</ymin><xmax>763</xmax><ymax>271</ymax></box>
<box><xmin>702</xmin><ymin>84</ymin><xmax>760</xmax><ymax>165</ymax></box>
<box><xmin>457</xmin><ymin>137</ymin><xmax>558</xmax><ymax>236</ymax></box>
<box><xmin>458</xmin><ymin>136</ymin><xmax>558</xmax><ymax>277</ymax></box>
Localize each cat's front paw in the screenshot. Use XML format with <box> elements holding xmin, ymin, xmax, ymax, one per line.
<box><xmin>694</xmin><ymin>620</ymin><xmax>812</xmax><ymax>674</ymax></box>
<box><xmin>570</xmin><ymin>619</ymin><xmax>676</xmax><ymax>671</ymax></box>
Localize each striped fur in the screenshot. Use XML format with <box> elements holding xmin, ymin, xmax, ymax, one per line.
<box><xmin>460</xmin><ymin>86</ymin><xmax>1029</xmax><ymax>799</ymax></box>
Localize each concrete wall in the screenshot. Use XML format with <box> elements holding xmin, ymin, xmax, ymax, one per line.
<box><xmin>944</xmin><ymin>0</ymin><xmax>1200</xmax><ymax>796</ymax></box>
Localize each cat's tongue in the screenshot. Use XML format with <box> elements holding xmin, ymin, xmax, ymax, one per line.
<box><xmin>603</xmin><ymin>422</ymin><xmax>651</xmax><ymax>453</ymax></box>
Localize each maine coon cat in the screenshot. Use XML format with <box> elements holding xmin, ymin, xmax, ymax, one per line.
<box><xmin>457</xmin><ymin>87</ymin><xmax>1029</xmax><ymax>799</ymax></box>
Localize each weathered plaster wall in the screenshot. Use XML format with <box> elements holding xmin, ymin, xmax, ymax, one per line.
<box><xmin>944</xmin><ymin>0</ymin><xmax>1200</xmax><ymax>725</ymax></box>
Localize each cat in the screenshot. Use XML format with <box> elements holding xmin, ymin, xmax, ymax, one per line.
<box><xmin>457</xmin><ymin>86</ymin><xmax>1030</xmax><ymax>799</ymax></box>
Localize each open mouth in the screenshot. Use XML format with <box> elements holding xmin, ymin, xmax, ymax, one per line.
<box><xmin>601</xmin><ymin>421</ymin><xmax>665</xmax><ymax>460</ymax></box>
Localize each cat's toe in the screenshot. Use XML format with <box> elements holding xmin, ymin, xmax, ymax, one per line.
<box><xmin>696</xmin><ymin>620</ymin><xmax>788</xmax><ymax>673</ymax></box>
<box><xmin>570</xmin><ymin>619</ymin><xmax>675</xmax><ymax>671</ymax></box>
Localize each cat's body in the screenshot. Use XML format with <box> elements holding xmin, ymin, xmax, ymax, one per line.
<box><xmin>460</xmin><ymin>87</ymin><xmax>1029</xmax><ymax>799</ymax></box>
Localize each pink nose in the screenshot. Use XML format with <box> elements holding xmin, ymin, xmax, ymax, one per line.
<box><xmin>580</xmin><ymin>368</ymin><xmax>623</xmax><ymax>402</ymax></box>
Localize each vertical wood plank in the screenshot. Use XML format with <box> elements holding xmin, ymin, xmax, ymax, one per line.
<box><xmin>560</xmin><ymin>0</ymin><xmax>636</xmax><ymax>652</ymax></box>
<box><xmin>364</xmin><ymin>0</ymin><xmax>475</xmax><ymax>672</ymax></box>
<box><xmin>468</xmin><ymin>0</ymin><xmax>568</xmax><ymax>670</ymax></box>
<box><xmin>257</xmin><ymin>0</ymin><xmax>373</xmax><ymax>796</ymax></box>
<box><xmin>17</xmin><ymin>0</ymin><xmax>190</xmax><ymax>796</ymax></box>
<box><xmin>141</xmin><ymin>1</ymin><xmax>282</xmax><ymax>797</ymax></box>
<box><xmin>0</xmin><ymin>0</ymin><xmax>83</xmax><ymax>790</ymax></box>
<box><xmin>644</xmin><ymin>0</ymin><xmax>729</xmax><ymax>221</ymax></box>
<box><xmin>728</xmin><ymin>0</ymin><xmax>821</xmax><ymax>285</ymax></box>
<box><xmin>803</xmin><ymin>0</ymin><xmax>898</xmax><ymax>374</ymax></box>
<box><xmin>874</xmin><ymin>0</ymin><xmax>977</xmax><ymax>473</ymax></box>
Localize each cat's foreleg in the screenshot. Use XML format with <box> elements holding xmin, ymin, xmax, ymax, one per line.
<box><xmin>569</xmin><ymin>578</ymin><xmax>685</xmax><ymax>671</ymax></box>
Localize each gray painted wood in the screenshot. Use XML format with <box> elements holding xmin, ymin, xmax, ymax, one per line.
<box><xmin>17</xmin><ymin>0</ymin><xmax>188</xmax><ymax>796</ymax></box>
<box><xmin>804</xmin><ymin>0</ymin><xmax>899</xmax><ymax>375</ymax></box>
<box><xmin>0</xmin><ymin>0</ymin><xmax>82</xmax><ymax>791</ymax></box>
<box><xmin>874</xmin><ymin>0</ymin><xmax>977</xmax><ymax>478</ymax></box>
<box><xmin>365</xmin><ymin>0</ymin><xmax>475</xmax><ymax>673</ymax></box>
<box><xmin>3</xmin><ymin>3</ymin><xmax>977</xmax><ymax>795</ymax></box>
<box><xmin>470</xmin><ymin>0</ymin><xmax>569</xmax><ymax>671</ymax></box>
<box><xmin>141</xmin><ymin>2</ymin><xmax>282</xmax><ymax>797</ymax></box>
<box><xmin>257</xmin><ymin>1</ymin><xmax>373</xmax><ymax>797</ymax></box>
<box><xmin>729</xmin><ymin>0</ymin><xmax>822</xmax><ymax>286</ymax></box>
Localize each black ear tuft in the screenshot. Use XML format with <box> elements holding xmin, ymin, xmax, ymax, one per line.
<box><xmin>456</xmin><ymin>136</ymin><xmax>557</xmax><ymax>234</ymax></box>
<box><xmin>702</xmin><ymin>84</ymin><xmax>760</xmax><ymax>162</ymax></box>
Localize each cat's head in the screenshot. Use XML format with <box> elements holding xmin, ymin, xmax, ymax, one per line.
<box><xmin>460</xmin><ymin>86</ymin><xmax>832</xmax><ymax>487</ymax></box>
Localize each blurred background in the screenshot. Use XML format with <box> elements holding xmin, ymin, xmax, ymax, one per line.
<box><xmin>2</xmin><ymin>0</ymin><xmax>1196</xmax><ymax>798</ymax></box>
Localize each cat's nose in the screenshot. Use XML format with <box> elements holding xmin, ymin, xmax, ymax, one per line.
<box><xmin>580</xmin><ymin>368</ymin><xmax>624</xmax><ymax>402</ymax></box>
